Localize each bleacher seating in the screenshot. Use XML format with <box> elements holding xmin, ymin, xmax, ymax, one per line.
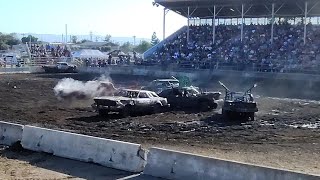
<box><xmin>29</xmin><ymin>44</ymin><xmax>71</xmax><ymax>58</ymax></box>
<box><xmin>147</xmin><ymin>22</ymin><xmax>320</xmax><ymax>73</ymax></box>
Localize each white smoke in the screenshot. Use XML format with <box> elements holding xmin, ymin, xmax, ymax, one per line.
<box><xmin>54</xmin><ymin>75</ymin><xmax>116</xmax><ymax>100</ymax></box>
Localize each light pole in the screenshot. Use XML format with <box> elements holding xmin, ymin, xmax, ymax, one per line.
<box><xmin>133</xmin><ymin>36</ymin><xmax>136</xmax><ymax>46</ymax></box>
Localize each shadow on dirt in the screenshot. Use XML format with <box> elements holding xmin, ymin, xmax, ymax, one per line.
<box><xmin>67</xmin><ymin>113</ymin><xmax>125</xmax><ymax>122</ymax></box>
<box><xmin>35</xmin><ymin>72</ymin><xmax>101</xmax><ymax>81</ymax></box>
<box><xmin>201</xmin><ymin>113</ymin><xmax>250</xmax><ymax>127</ymax></box>
<box><xmin>67</xmin><ymin>115</ymin><xmax>108</xmax><ymax>122</ymax></box>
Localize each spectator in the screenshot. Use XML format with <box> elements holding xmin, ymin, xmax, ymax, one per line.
<box><xmin>147</xmin><ymin>22</ymin><xmax>320</xmax><ymax>73</ymax></box>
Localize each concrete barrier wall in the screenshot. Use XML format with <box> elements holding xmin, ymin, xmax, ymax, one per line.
<box><xmin>0</xmin><ymin>121</ymin><xmax>23</xmax><ymax>146</ymax></box>
<box><xmin>0</xmin><ymin>67</ymin><xmax>30</xmax><ymax>74</ymax></box>
<box><xmin>21</xmin><ymin>125</ymin><xmax>145</xmax><ymax>172</ymax></box>
<box><xmin>79</xmin><ymin>66</ymin><xmax>320</xmax><ymax>81</ymax></box>
<box><xmin>144</xmin><ymin>148</ymin><xmax>319</xmax><ymax>180</ymax></box>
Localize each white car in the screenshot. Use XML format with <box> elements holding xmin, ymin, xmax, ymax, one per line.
<box><xmin>93</xmin><ymin>89</ymin><xmax>168</xmax><ymax>117</ymax></box>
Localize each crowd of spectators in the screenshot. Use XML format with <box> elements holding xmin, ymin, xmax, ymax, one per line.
<box><xmin>30</xmin><ymin>44</ymin><xmax>71</xmax><ymax>58</ymax></box>
<box><xmin>83</xmin><ymin>55</ymin><xmax>132</xmax><ymax>67</ymax></box>
<box><xmin>82</xmin><ymin>51</ymin><xmax>143</xmax><ymax>67</ymax></box>
<box><xmin>148</xmin><ymin>22</ymin><xmax>320</xmax><ymax>73</ymax></box>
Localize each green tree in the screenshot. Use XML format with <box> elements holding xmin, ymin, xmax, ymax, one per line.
<box><xmin>80</xmin><ymin>39</ymin><xmax>92</xmax><ymax>43</ymax></box>
<box><xmin>133</xmin><ymin>40</ymin><xmax>152</xmax><ymax>53</ymax></box>
<box><xmin>120</xmin><ymin>42</ymin><xmax>133</xmax><ymax>53</ymax></box>
<box><xmin>21</xmin><ymin>35</ymin><xmax>38</xmax><ymax>43</ymax></box>
<box><xmin>0</xmin><ymin>33</ymin><xmax>20</xmax><ymax>50</ymax></box>
<box><xmin>100</xmin><ymin>46</ymin><xmax>111</xmax><ymax>52</ymax></box>
<box><xmin>104</xmin><ymin>34</ymin><xmax>111</xmax><ymax>42</ymax></box>
<box><xmin>71</xmin><ymin>36</ymin><xmax>78</xmax><ymax>43</ymax></box>
<box><xmin>151</xmin><ymin>32</ymin><xmax>160</xmax><ymax>46</ymax></box>
<box><xmin>0</xmin><ymin>41</ymin><xmax>9</xmax><ymax>50</ymax></box>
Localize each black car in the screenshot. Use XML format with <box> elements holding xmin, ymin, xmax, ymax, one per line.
<box><xmin>219</xmin><ymin>81</ymin><xmax>258</xmax><ymax>121</ymax></box>
<box><xmin>159</xmin><ymin>86</ymin><xmax>219</xmax><ymax>111</ymax></box>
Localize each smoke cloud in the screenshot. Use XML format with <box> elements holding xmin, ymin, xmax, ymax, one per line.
<box><xmin>54</xmin><ymin>75</ymin><xmax>117</xmax><ymax>100</ymax></box>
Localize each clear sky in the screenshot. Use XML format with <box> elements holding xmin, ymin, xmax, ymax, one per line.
<box><xmin>0</xmin><ymin>0</ymin><xmax>186</xmax><ymax>39</ymax></box>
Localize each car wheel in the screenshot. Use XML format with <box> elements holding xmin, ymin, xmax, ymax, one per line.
<box><xmin>98</xmin><ymin>109</ymin><xmax>108</xmax><ymax>117</ymax></box>
<box><xmin>248</xmin><ymin>112</ymin><xmax>255</xmax><ymax>121</ymax></box>
<box><xmin>121</xmin><ymin>105</ymin><xmax>131</xmax><ymax>117</ymax></box>
<box><xmin>153</xmin><ymin>103</ymin><xmax>162</xmax><ymax>114</ymax></box>
<box><xmin>222</xmin><ymin>109</ymin><xmax>232</xmax><ymax>120</ymax></box>
<box><xmin>199</xmin><ymin>101</ymin><xmax>210</xmax><ymax>112</ymax></box>
<box><xmin>210</xmin><ymin>102</ymin><xmax>218</xmax><ymax>109</ymax></box>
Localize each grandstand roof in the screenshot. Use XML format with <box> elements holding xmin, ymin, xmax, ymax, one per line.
<box><xmin>154</xmin><ymin>0</ymin><xmax>320</xmax><ymax>18</ymax></box>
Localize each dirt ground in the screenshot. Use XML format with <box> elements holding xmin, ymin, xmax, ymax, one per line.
<box><xmin>0</xmin><ymin>73</ymin><xmax>319</xmax><ymax>175</ymax></box>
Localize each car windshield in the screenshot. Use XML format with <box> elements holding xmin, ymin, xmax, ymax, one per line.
<box><xmin>169</xmin><ymin>81</ymin><xmax>179</xmax><ymax>87</ymax></box>
<box><xmin>187</xmin><ymin>87</ymin><xmax>200</xmax><ymax>94</ymax></box>
<box><xmin>138</xmin><ymin>92</ymin><xmax>149</xmax><ymax>98</ymax></box>
<box><xmin>118</xmin><ymin>90</ymin><xmax>139</xmax><ymax>98</ymax></box>
<box><xmin>149</xmin><ymin>92</ymin><xmax>159</xmax><ymax>97</ymax></box>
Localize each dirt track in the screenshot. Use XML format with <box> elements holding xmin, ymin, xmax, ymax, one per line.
<box><xmin>0</xmin><ymin>73</ymin><xmax>319</xmax><ymax>175</ymax></box>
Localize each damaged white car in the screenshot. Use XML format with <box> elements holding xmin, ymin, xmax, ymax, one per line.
<box><xmin>92</xmin><ymin>89</ymin><xmax>169</xmax><ymax>117</ymax></box>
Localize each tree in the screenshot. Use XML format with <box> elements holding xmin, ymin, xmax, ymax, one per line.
<box><xmin>133</xmin><ymin>40</ymin><xmax>152</xmax><ymax>53</ymax></box>
<box><xmin>21</xmin><ymin>35</ymin><xmax>38</xmax><ymax>43</ymax></box>
<box><xmin>151</xmin><ymin>32</ymin><xmax>160</xmax><ymax>46</ymax></box>
<box><xmin>120</xmin><ymin>42</ymin><xmax>133</xmax><ymax>53</ymax></box>
<box><xmin>80</xmin><ymin>39</ymin><xmax>92</xmax><ymax>43</ymax></box>
<box><xmin>104</xmin><ymin>34</ymin><xmax>111</xmax><ymax>42</ymax></box>
<box><xmin>71</xmin><ymin>36</ymin><xmax>78</xmax><ymax>44</ymax></box>
<box><xmin>6</xmin><ymin>36</ymin><xmax>20</xmax><ymax>46</ymax></box>
<box><xmin>0</xmin><ymin>32</ymin><xmax>20</xmax><ymax>50</ymax></box>
<box><xmin>0</xmin><ymin>41</ymin><xmax>9</xmax><ymax>50</ymax></box>
<box><xmin>100</xmin><ymin>46</ymin><xmax>112</xmax><ymax>52</ymax></box>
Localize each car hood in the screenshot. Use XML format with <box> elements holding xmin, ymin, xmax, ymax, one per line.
<box><xmin>201</xmin><ymin>91</ymin><xmax>222</xmax><ymax>100</ymax></box>
<box><xmin>94</xmin><ymin>96</ymin><xmax>132</xmax><ymax>101</ymax></box>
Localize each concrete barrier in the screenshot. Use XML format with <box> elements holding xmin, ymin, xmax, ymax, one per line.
<box><xmin>21</xmin><ymin>125</ymin><xmax>146</xmax><ymax>172</ymax></box>
<box><xmin>144</xmin><ymin>147</ymin><xmax>319</xmax><ymax>180</ymax></box>
<box><xmin>0</xmin><ymin>121</ymin><xmax>23</xmax><ymax>146</ymax></box>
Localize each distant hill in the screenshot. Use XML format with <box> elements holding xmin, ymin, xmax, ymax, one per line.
<box><xmin>15</xmin><ymin>33</ymin><xmax>150</xmax><ymax>45</ymax></box>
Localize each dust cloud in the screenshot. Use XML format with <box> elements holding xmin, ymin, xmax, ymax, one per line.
<box><xmin>53</xmin><ymin>75</ymin><xmax>117</xmax><ymax>101</ymax></box>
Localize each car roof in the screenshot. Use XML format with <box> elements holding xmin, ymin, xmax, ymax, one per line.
<box><xmin>123</xmin><ymin>89</ymin><xmax>154</xmax><ymax>93</ymax></box>
<box><xmin>153</xmin><ymin>79</ymin><xmax>179</xmax><ymax>82</ymax></box>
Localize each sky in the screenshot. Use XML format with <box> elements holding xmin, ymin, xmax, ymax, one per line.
<box><xmin>0</xmin><ymin>0</ymin><xmax>186</xmax><ymax>39</ymax></box>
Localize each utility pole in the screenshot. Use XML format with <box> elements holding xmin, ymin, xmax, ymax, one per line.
<box><xmin>133</xmin><ymin>36</ymin><xmax>136</xmax><ymax>46</ymax></box>
<box><xmin>65</xmin><ymin>24</ymin><xmax>68</xmax><ymax>43</ymax></box>
<box><xmin>90</xmin><ymin>31</ymin><xmax>93</xmax><ymax>41</ymax></box>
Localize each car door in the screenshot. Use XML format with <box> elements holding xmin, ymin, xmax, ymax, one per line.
<box><xmin>135</xmin><ymin>92</ymin><xmax>152</xmax><ymax>109</ymax></box>
<box><xmin>170</xmin><ymin>88</ymin><xmax>184</xmax><ymax>108</ymax></box>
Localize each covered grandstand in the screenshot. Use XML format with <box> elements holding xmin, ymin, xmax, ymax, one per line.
<box><xmin>144</xmin><ymin>0</ymin><xmax>320</xmax><ymax>74</ymax></box>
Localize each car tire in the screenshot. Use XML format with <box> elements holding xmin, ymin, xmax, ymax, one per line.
<box><xmin>248</xmin><ymin>112</ymin><xmax>255</xmax><ymax>121</ymax></box>
<box><xmin>153</xmin><ymin>103</ymin><xmax>162</xmax><ymax>114</ymax></box>
<box><xmin>121</xmin><ymin>105</ymin><xmax>131</xmax><ymax>117</ymax></box>
<box><xmin>199</xmin><ymin>101</ymin><xmax>210</xmax><ymax>112</ymax></box>
<box><xmin>98</xmin><ymin>109</ymin><xmax>108</xmax><ymax>117</ymax></box>
<box><xmin>210</xmin><ymin>102</ymin><xmax>218</xmax><ymax>109</ymax></box>
<box><xmin>222</xmin><ymin>109</ymin><xmax>232</xmax><ymax>120</ymax></box>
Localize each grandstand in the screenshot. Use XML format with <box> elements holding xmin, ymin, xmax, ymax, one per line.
<box><xmin>144</xmin><ymin>0</ymin><xmax>320</xmax><ymax>74</ymax></box>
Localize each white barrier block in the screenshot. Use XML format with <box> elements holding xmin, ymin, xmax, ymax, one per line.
<box><xmin>21</xmin><ymin>125</ymin><xmax>145</xmax><ymax>172</ymax></box>
<box><xmin>144</xmin><ymin>148</ymin><xmax>319</xmax><ymax>180</ymax></box>
<box><xmin>0</xmin><ymin>121</ymin><xmax>23</xmax><ymax>146</ymax></box>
